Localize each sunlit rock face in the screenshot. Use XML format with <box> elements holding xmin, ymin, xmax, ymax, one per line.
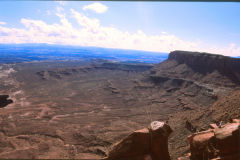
<box><xmin>104</xmin><ymin>119</ymin><xmax>240</xmax><ymax>160</ymax></box>
<box><xmin>179</xmin><ymin>119</ymin><xmax>240</xmax><ymax>160</ymax></box>
<box><xmin>214</xmin><ymin>122</ymin><xmax>240</xmax><ymax>159</ymax></box>
<box><xmin>103</xmin><ymin>121</ymin><xmax>172</xmax><ymax>160</ymax></box>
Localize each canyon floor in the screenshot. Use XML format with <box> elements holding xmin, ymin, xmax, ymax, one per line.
<box><xmin>0</xmin><ymin>51</ymin><xmax>239</xmax><ymax>159</ymax></box>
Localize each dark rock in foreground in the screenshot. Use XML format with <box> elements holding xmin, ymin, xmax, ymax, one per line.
<box><xmin>0</xmin><ymin>95</ymin><xmax>13</xmax><ymax>108</ymax></box>
<box><xmin>103</xmin><ymin>119</ymin><xmax>239</xmax><ymax>160</ymax></box>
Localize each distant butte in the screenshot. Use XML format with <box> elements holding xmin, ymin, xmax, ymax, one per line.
<box><xmin>149</xmin><ymin>50</ymin><xmax>240</xmax><ymax>88</ymax></box>
<box><xmin>169</xmin><ymin>50</ymin><xmax>240</xmax><ymax>72</ymax></box>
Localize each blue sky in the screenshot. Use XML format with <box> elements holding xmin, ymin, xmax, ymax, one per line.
<box><xmin>0</xmin><ymin>1</ymin><xmax>239</xmax><ymax>56</ymax></box>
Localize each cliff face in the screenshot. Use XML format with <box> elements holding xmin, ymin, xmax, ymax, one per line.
<box><xmin>144</xmin><ymin>51</ymin><xmax>240</xmax><ymax>159</ymax></box>
<box><xmin>150</xmin><ymin>50</ymin><xmax>240</xmax><ymax>88</ymax></box>
<box><xmin>169</xmin><ymin>50</ymin><xmax>240</xmax><ymax>74</ymax></box>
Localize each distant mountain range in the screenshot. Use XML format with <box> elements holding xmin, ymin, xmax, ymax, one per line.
<box><xmin>0</xmin><ymin>44</ymin><xmax>168</xmax><ymax>64</ymax></box>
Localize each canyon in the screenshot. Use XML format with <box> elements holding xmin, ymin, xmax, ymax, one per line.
<box><xmin>0</xmin><ymin>50</ymin><xmax>239</xmax><ymax>159</ymax></box>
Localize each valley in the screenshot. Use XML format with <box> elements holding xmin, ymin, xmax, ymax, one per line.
<box><xmin>0</xmin><ymin>50</ymin><xmax>239</xmax><ymax>159</ymax></box>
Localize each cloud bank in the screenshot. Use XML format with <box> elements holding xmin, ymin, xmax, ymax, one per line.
<box><xmin>0</xmin><ymin>7</ymin><xmax>239</xmax><ymax>57</ymax></box>
<box><xmin>83</xmin><ymin>2</ymin><xmax>108</xmax><ymax>14</ymax></box>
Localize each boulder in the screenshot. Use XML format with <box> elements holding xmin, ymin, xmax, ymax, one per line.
<box><xmin>187</xmin><ymin>130</ymin><xmax>216</xmax><ymax>160</ymax></box>
<box><xmin>103</xmin><ymin>121</ymin><xmax>172</xmax><ymax>160</ymax></box>
<box><xmin>185</xmin><ymin>120</ymin><xmax>240</xmax><ymax>160</ymax></box>
<box><xmin>214</xmin><ymin>122</ymin><xmax>240</xmax><ymax>158</ymax></box>
<box><xmin>149</xmin><ymin>121</ymin><xmax>172</xmax><ymax>160</ymax></box>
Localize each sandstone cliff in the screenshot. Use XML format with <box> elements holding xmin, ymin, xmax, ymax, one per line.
<box><xmin>169</xmin><ymin>51</ymin><xmax>240</xmax><ymax>73</ymax></box>
<box><xmin>149</xmin><ymin>50</ymin><xmax>240</xmax><ymax>88</ymax></box>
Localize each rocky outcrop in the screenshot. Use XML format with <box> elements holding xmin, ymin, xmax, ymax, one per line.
<box><xmin>179</xmin><ymin>119</ymin><xmax>240</xmax><ymax>160</ymax></box>
<box><xmin>37</xmin><ymin>62</ymin><xmax>153</xmax><ymax>80</ymax></box>
<box><xmin>100</xmin><ymin>62</ymin><xmax>153</xmax><ymax>72</ymax></box>
<box><xmin>103</xmin><ymin>120</ymin><xmax>239</xmax><ymax>160</ymax></box>
<box><xmin>103</xmin><ymin>121</ymin><xmax>172</xmax><ymax>160</ymax></box>
<box><xmin>0</xmin><ymin>95</ymin><xmax>13</xmax><ymax>108</ymax></box>
<box><xmin>168</xmin><ymin>51</ymin><xmax>240</xmax><ymax>74</ymax></box>
<box><xmin>214</xmin><ymin>121</ymin><xmax>240</xmax><ymax>159</ymax></box>
<box><xmin>150</xmin><ymin>50</ymin><xmax>240</xmax><ymax>88</ymax></box>
<box><xmin>169</xmin><ymin>51</ymin><xmax>240</xmax><ymax>86</ymax></box>
<box><xmin>187</xmin><ymin>129</ymin><xmax>216</xmax><ymax>159</ymax></box>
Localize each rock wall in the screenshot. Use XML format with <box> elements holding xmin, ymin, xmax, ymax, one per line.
<box><xmin>168</xmin><ymin>51</ymin><xmax>240</xmax><ymax>72</ymax></box>
<box><xmin>149</xmin><ymin>50</ymin><xmax>240</xmax><ymax>89</ymax></box>
<box><xmin>168</xmin><ymin>51</ymin><xmax>240</xmax><ymax>84</ymax></box>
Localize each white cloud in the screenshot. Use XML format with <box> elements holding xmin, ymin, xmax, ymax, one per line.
<box><xmin>0</xmin><ymin>21</ymin><xmax>6</xmax><ymax>25</ymax></box>
<box><xmin>71</xmin><ymin>9</ymin><xmax>100</xmax><ymax>31</ymax></box>
<box><xmin>83</xmin><ymin>2</ymin><xmax>108</xmax><ymax>14</ymax></box>
<box><xmin>0</xmin><ymin>9</ymin><xmax>239</xmax><ymax>57</ymax></box>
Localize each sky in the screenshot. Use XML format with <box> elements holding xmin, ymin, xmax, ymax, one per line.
<box><xmin>0</xmin><ymin>1</ymin><xmax>240</xmax><ymax>56</ymax></box>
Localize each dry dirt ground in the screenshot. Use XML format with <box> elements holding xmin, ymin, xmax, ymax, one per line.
<box><xmin>0</xmin><ymin>56</ymin><xmax>239</xmax><ymax>159</ymax></box>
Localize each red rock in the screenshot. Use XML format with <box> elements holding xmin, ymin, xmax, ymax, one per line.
<box><xmin>103</xmin><ymin>121</ymin><xmax>172</xmax><ymax>160</ymax></box>
<box><xmin>187</xmin><ymin>129</ymin><xmax>216</xmax><ymax>159</ymax></box>
<box><xmin>232</xmin><ymin>119</ymin><xmax>240</xmax><ymax>123</ymax></box>
<box><xmin>104</xmin><ymin>128</ymin><xmax>150</xmax><ymax>160</ymax></box>
<box><xmin>209</xmin><ymin>123</ymin><xmax>218</xmax><ymax>129</ymax></box>
<box><xmin>184</xmin><ymin>120</ymin><xmax>240</xmax><ymax>160</ymax></box>
<box><xmin>149</xmin><ymin>121</ymin><xmax>172</xmax><ymax>160</ymax></box>
<box><xmin>214</xmin><ymin>122</ymin><xmax>240</xmax><ymax>157</ymax></box>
